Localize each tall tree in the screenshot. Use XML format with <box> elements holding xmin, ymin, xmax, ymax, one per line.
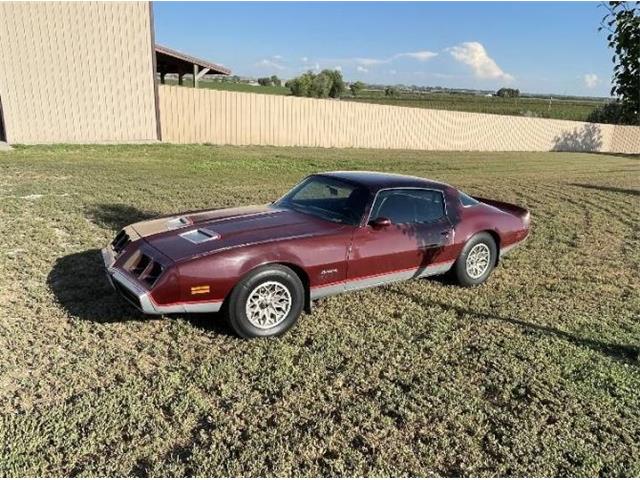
<box><xmin>350</xmin><ymin>81</ymin><xmax>365</xmax><ymax>97</ymax></box>
<box><xmin>601</xmin><ymin>2</ymin><xmax>640</xmax><ymax>124</ymax></box>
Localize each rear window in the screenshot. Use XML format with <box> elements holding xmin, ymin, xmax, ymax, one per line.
<box><xmin>460</xmin><ymin>192</ymin><xmax>479</xmax><ymax>207</ymax></box>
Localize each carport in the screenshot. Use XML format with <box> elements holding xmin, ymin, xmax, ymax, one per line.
<box><xmin>155</xmin><ymin>44</ymin><xmax>231</xmax><ymax>87</ymax></box>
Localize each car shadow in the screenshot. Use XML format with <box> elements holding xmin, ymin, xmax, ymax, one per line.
<box><xmin>47</xmin><ymin>248</ymin><xmax>234</xmax><ymax>337</ymax></box>
<box><xmin>386</xmin><ymin>285</ymin><xmax>639</xmax><ymax>364</ymax></box>
<box><xmin>85</xmin><ymin>203</ymin><xmax>161</xmax><ymax>231</ymax></box>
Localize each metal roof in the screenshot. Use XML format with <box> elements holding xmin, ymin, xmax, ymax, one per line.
<box><xmin>155</xmin><ymin>44</ymin><xmax>231</xmax><ymax>76</ymax></box>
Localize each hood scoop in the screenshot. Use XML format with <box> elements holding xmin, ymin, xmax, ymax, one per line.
<box><xmin>179</xmin><ymin>227</ymin><xmax>221</xmax><ymax>244</ymax></box>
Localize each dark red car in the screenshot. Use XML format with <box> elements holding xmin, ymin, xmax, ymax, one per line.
<box><xmin>103</xmin><ymin>171</ymin><xmax>530</xmax><ymax>338</ymax></box>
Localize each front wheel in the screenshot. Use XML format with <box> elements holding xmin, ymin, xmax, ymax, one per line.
<box><xmin>453</xmin><ymin>233</ymin><xmax>497</xmax><ymax>287</ymax></box>
<box><xmin>226</xmin><ymin>264</ymin><xmax>304</xmax><ymax>338</ymax></box>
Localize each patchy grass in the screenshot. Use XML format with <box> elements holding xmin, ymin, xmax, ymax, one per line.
<box><xmin>0</xmin><ymin>145</ymin><xmax>638</xmax><ymax>476</ymax></box>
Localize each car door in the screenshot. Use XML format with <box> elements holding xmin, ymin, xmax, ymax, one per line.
<box><xmin>346</xmin><ymin>188</ymin><xmax>453</xmax><ymax>290</ymax></box>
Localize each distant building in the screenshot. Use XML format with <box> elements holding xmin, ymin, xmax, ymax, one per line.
<box><xmin>0</xmin><ymin>2</ymin><xmax>230</xmax><ymax>144</ymax></box>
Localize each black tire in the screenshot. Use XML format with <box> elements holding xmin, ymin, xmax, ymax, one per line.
<box><xmin>225</xmin><ymin>264</ymin><xmax>304</xmax><ymax>338</ymax></box>
<box><xmin>453</xmin><ymin>232</ymin><xmax>497</xmax><ymax>287</ymax></box>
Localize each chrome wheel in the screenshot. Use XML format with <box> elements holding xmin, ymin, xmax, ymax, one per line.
<box><xmin>245</xmin><ymin>281</ymin><xmax>292</xmax><ymax>329</ymax></box>
<box><xmin>466</xmin><ymin>243</ymin><xmax>491</xmax><ymax>279</ymax></box>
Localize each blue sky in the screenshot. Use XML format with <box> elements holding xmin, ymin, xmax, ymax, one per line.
<box><xmin>154</xmin><ymin>2</ymin><xmax>612</xmax><ymax>97</ymax></box>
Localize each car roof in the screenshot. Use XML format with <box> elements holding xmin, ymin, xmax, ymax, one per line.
<box><xmin>318</xmin><ymin>171</ymin><xmax>453</xmax><ymax>192</ymax></box>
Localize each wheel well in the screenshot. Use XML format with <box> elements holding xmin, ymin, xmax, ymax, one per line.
<box><xmin>279</xmin><ymin>263</ymin><xmax>312</xmax><ymax>313</ymax></box>
<box><xmin>480</xmin><ymin>230</ymin><xmax>501</xmax><ymax>266</ymax></box>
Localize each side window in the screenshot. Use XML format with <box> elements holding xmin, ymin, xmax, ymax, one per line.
<box><xmin>370</xmin><ymin>189</ymin><xmax>445</xmax><ymax>225</ymax></box>
<box><xmin>413</xmin><ymin>190</ymin><xmax>445</xmax><ymax>223</ymax></box>
<box><xmin>459</xmin><ymin>191</ymin><xmax>479</xmax><ymax>207</ymax></box>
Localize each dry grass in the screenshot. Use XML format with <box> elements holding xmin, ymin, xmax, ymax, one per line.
<box><xmin>0</xmin><ymin>145</ymin><xmax>638</xmax><ymax>476</ymax></box>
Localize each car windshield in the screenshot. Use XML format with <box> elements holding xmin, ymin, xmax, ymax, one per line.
<box><xmin>275</xmin><ymin>176</ymin><xmax>369</xmax><ymax>225</ymax></box>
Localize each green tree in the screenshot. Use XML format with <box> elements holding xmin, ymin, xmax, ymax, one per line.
<box><xmin>310</xmin><ymin>72</ymin><xmax>332</xmax><ymax>98</ymax></box>
<box><xmin>270</xmin><ymin>75</ymin><xmax>282</xmax><ymax>87</ymax></box>
<box><xmin>257</xmin><ymin>77</ymin><xmax>272</xmax><ymax>86</ymax></box>
<box><xmin>600</xmin><ymin>2</ymin><xmax>640</xmax><ymax>124</ymax></box>
<box><xmin>321</xmin><ymin>69</ymin><xmax>345</xmax><ymax>98</ymax></box>
<box><xmin>385</xmin><ymin>86</ymin><xmax>398</xmax><ymax>97</ymax></box>
<box><xmin>350</xmin><ymin>81</ymin><xmax>365</xmax><ymax>97</ymax></box>
<box><xmin>286</xmin><ymin>72</ymin><xmax>314</xmax><ymax>97</ymax></box>
<box><xmin>496</xmin><ymin>88</ymin><xmax>520</xmax><ymax>98</ymax></box>
<box><xmin>286</xmin><ymin>70</ymin><xmax>345</xmax><ymax>98</ymax></box>
<box><xmin>587</xmin><ymin>101</ymin><xmax>626</xmax><ymax>124</ymax></box>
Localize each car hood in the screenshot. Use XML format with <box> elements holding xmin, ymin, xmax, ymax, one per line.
<box><xmin>129</xmin><ymin>204</ymin><xmax>344</xmax><ymax>261</ymax></box>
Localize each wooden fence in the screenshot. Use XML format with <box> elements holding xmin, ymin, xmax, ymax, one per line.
<box><xmin>158</xmin><ymin>85</ymin><xmax>640</xmax><ymax>153</ymax></box>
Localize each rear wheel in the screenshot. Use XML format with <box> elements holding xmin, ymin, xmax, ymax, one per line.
<box><xmin>226</xmin><ymin>264</ymin><xmax>304</xmax><ymax>338</ymax></box>
<box><xmin>453</xmin><ymin>232</ymin><xmax>497</xmax><ymax>286</ymax></box>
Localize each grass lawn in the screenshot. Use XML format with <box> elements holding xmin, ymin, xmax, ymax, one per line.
<box><xmin>0</xmin><ymin>145</ymin><xmax>638</xmax><ymax>476</ymax></box>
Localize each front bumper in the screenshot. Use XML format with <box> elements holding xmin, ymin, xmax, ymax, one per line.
<box><xmin>101</xmin><ymin>246</ymin><xmax>222</xmax><ymax>315</ymax></box>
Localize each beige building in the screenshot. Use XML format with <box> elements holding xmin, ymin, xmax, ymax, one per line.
<box><xmin>0</xmin><ymin>2</ymin><xmax>158</xmax><ymax>144</ymax></box>
<box><xmin>0</xmin><ymin>1</ymin><xmax>228</xmax><ymax>145</ymax></box>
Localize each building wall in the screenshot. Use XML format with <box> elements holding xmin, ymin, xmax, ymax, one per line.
<box><xmin>0</xmin><ymin>2</ymin><xmax>158</xmax><ymax>144</ymax></box>
<box><xmin>158</xmin><ymin>85</ymin><xmax>640</xmax><ymax>153</ymax></box>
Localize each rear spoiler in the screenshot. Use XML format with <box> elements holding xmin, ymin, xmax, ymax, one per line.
<box><xmin>475</xmin><ymin>196</ymin><xmax>530</xmax><ymax>225</ymax></box>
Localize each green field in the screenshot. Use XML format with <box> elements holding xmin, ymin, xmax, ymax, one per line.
<box><xmin>346</xmin><ymin>91</ymin><xmax>605</xmax><ymax>122</ymax></box>
<box><xmin>0</xmin><ymin>145</ymin><xmax>639</xmax><ymax>476</ymax></box>
<box><xmin>191</xmin><ymin>81</ymin><xmax>606</xmax><ymax>121</ymax></box>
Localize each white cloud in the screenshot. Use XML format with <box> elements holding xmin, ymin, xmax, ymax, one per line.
<box><xmin>334</xmin><ymin>65</ymin><xmax>342</xmax><ymax>72</ymax></box>
<box><xmin>255</xmin><ymin>59</ymin><xmax>285</xmax><ymax>70</ymax></box>
<box><xmin>301</xmin><ymin>56</ymin><xmax>309</xmax><ymax>63</ymax></box>
<box><xmin>272</xmin><ymin>54</ymin><xmax>283</xmax><ymax>60</ymax></box>
<box><xmin>448</xmin><ymin>42</ymin><xmax>513</xmax><ymax>82</ymax></box>
<box><xmin>353</xmin><ymin>51</ymin><xmax>437</xmax><ymax>67</ymax></box>
<box><xmin>356</xmin><ymin>65</ymin><xmax>369</xmax><ymax>73</ymax></box>
<box><xmin>356</xmin><ymin>57</ymin><xmax>386</xmax><ymax>67</ymax></box>
<box><xmin>584</xmin><ymin>73</ymin><xmax>599</xmax><ymax>89</ymax></box>
<box><xmin>395</xmin><ymin>51</ymin><xmax>438</xmax><ymax>62</ymax></box>
<box><xmin>389</xmin><ymin>69</ymin><xmax>397</xmax><ymax>75</ymax></box>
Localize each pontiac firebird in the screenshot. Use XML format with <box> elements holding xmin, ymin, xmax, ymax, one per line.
<box><xmin>102</xmin><ymin>171</ymin><xmax>530</xmax><ymax>338</ymax></box>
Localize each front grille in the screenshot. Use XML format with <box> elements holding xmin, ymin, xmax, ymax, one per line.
<box><xmin>111</xmin><ymin>229</ymin><xmax>131</xmax><ymax>254</ymax></box>
<box><xmin>128</xmin><ymin>252</ymin><xmax>164</xmax><ymax>288</ymax></box>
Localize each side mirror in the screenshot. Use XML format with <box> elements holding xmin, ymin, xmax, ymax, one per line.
<box><xmin>369</xmin><ymin>217</ymin><xmax>391</xmax><ymax>229</ymax></box>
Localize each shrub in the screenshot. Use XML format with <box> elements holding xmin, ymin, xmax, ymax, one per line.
<box><xmin>286</xmin><ymin>70</ymin><xmax>345</xmax><ymax>98</ymax></box>
<box><xmin>270</xmin><ymin>75</ymin><xmax>282</xmax><ymax>87</ymax></box>
<box><xmin>496</xmin><ymin>88</ymin><xmax>520</xmax><ymax>98</ymax></box>
<box><xmin>350</xmin><ymin>81</ymin><xmax>365</xmax><ymax>97</ymax></box>
<box><xmin>385</xmin><ymin>86</ymin><xmax>398</xmax><ymax>97</ymax></box>
<box><xmin>286</xmin><ymin>72</ymin><xmax>314</xmax><ymax>97</ymax></box>
<box><xmin>586</xmin><ymin>102</ymin><xmax>627</xmax><ymax>124</ymax></box>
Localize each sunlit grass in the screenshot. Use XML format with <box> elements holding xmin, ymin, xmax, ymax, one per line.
<box><xmin>0</xmin><ymin>144</ymin><xmax>638</xmax><ymax>476</ymax></box>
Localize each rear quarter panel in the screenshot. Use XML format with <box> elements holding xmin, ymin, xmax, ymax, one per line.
<box><xmin>456</xmin><ymin>202</ymin><xmax>529</xmax><ymax>251</ymax></box>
